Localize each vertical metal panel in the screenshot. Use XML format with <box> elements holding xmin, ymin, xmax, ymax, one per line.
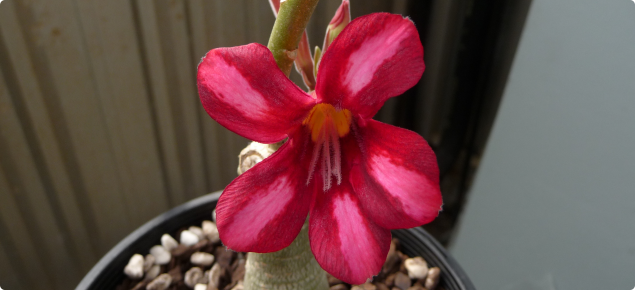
<box><xmin>0</xmin><ymin>0</ymin><xmax>99</xmax><ymax>272</ymax></box>
<box><xmin>10</xmin><ymin>0</ymin><xmax>133</xmax><ymax>252</ymax></box>
<box><xmin>73</xmin><ymin>0</ymin><xmax>170</xmax><ymax>226</ymax></box>
<box><xmin>0</xmin><ymin>59</ymin><xmax>78</xmax><ymax>289</ymax></box>
<box><xmin>0</xmin><ymin>237</ymin><xmax>25</xmax><ymax>290</ymax></box>
<box><xmin>135</xmin><ymin>0</ymin><xmax>188</xmax><ymax>206</ymax></box>
<box><xmin>0</xmin><ymin>97</ymin><xmax>49</xmax><ymax>290</ymax></box>
<box><xmin>159</xmin><ymin>0</ymin><xmax>207</xmax><ymax>201</ymax></box>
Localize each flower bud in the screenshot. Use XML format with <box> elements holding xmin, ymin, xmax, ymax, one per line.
<box><xmin>322</xmin><ymin>0</ymin><xmax>351</xmax><ymax>53</ymax></box>
<box><xmin>313</xmin><ymin>46</ymin><xmax>322</xmax><ymax>77</ymax></box>
<box><xmin>294</xmin><ymin>32</ymin><xmax>316</xmax><ymax>90</ymax></box>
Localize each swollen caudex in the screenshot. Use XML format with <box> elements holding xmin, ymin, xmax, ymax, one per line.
<box><xmin>303</xmin><ymin>104</ymin><xmax>352</xmax><ymax>191</ymax></box>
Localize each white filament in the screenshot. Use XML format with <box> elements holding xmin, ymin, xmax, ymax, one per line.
<box><xmin>331</xmin><ymin>129</ymin><xmax>342</xmax><ymax>185</ymax></box>
<box><xmin>306</xmin><ymin>120</ymin><xmax>343</xmax><ymax>191</ymax></box>
<box><xmin>306</xmin><ymin>135</ymin><xmax>322</xmax><ymax>185</ymax></box>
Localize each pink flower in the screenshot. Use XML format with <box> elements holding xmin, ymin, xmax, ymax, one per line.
<box><xmin>197</xmin><ymin>13</ymin><xmax>442</xmax><ymax>284</ymax></box>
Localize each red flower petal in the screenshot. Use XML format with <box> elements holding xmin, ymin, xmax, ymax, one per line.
<box><xmin>216</xmin><ymin>133</ymin><xmax>314</xmax><ymax>253</ymax></box>
<box><xmin>309</xmin><ymin>177</ymin><xmax>391</xmax><ymax>284</ymax></box>
<box><xmin>198</xmin><ymin>43</ymin><xmax>315</xmax><ymax>143</ymax></box>
<box><xmin>315</xmin><ymin>13</ymin><xmax>424</xmax><ymax>118</ymax></box>
<box><xmin>349</xmin><ymin>118</ymin><xmax>442</xmax><ymax>229</ymax></box>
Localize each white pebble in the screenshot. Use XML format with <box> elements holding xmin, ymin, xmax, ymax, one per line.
<box><xmin>147</xmin><ymin>273</ymin><xmax>172</xmax><ymax>290</ymax></box>
<box><xmin>208</xmin><ymin>263</ymin><xmax>222</xmax><ymax>289</ymax></box>
<box><xmin>425</xmin><ymin>267</ymin><xmax>441</xmax><ymax>290</ymax></box>
<box><xmin>150</xmin><ymin>245</ymin><xmax>171</xmax><ymax>265</ymax></box>
<box><xmin>194</xmin><ymin>284</ymin><xmax>208</xmax><ymax>290</ymax></box>
<box><xmin>202</xmin><ymin>220</ymin><xmax>220</xmax><ymax>243</ymax></box>
<box><xmin>180</xmin><ymin>230</ymin><xmax>200</xmax><ymax>246</ymax></box>
<box><xmin>184</xmin><ymin>267</ymin><xmax>205</xmax><ymax>288</ymax></box>
<box><xmin>144</xmin><ymin>254</ymin><xmax>156</xmax><ymax>272</ymax></box>
<box><xmin>404</xmin><ymin>256</ymin><xmax>429</xmax><ymax>279</ymax></box>
<box><xmin>144</xmin><ymin>265</ymin><xmax>161</xmax><ymax>281</ymax></box>
<box><xmin>124</xmin><ymin>254</ymin><xmax>144</xmax><ymax>279</ymax></box>
<box><xmin>189</xmin><ymin>226</ymin><xmax>205</xmax><ymax>240</ymax></box>
<box><xmin>161</xmin><ymin>234</ymin><xmax>179</xmax><ymax>251</ymax></box>
<box><xmin>191</xmin><ymin>252</ymin><xmax>215</xmax><ymax>266</ymax></box>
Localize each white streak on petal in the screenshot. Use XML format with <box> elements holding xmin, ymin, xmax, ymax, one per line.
<box><xmin>368</xmin><ymin>154</ymin><xmax>436</xmax><ymax>220</ymax></box>
<box><xmin>211</xmin><ymin>58</ymin><xmax>268</xmax><ymax>118</ymax></box>
<box><xmin>232</xmin><ymin>176</ymin><xmax>294</xmax><ymax>246</ymax></box>
<box><xmin>343</xmin><ymin>23</ymin><xmax>411</xmax><ymax>95</ymax></box>
<box><xmin>333</xmin><ymin>194</ymin><xmax>376</xmax><ymax>279</ymax></box>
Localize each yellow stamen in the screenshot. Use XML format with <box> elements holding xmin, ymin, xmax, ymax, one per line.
<box><xmin>303</xmin><ymin>104</ymin><xmax>352</xmax><ymax>142</ymax></box>
<box><xmin>302</xmin><ymin>103</ymin><xmax>352</xmax><ymax>191</ymax></box>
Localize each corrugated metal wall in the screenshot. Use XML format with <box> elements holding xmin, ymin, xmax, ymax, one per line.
<box><xmin>0</xmin><ymin>1</ymin><xmax>408</xmax><ymax>289</ymax></box>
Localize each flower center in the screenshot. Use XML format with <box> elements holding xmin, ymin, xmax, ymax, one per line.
<box><xmin>302</xmin><ymin>104</ymin><xmax>352</xmax><ymax>191</ymax></box>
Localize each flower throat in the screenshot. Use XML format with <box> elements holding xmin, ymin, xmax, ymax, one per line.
<box><xmin>303</xmin><ymin>103</ymin><xmax>352</xmax><ymax>191</ymax></box>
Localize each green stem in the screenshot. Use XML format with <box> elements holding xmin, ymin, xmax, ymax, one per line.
<box><xmin>267</xmin><ymin>0</ymin><xmax>320</xmax><ymax>76</ymax></box>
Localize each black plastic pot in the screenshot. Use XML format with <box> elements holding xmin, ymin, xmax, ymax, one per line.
<box><xmin>76</xmin><ymin>191</ymin><xmax>475</xmax><ymax>290</ymax></box>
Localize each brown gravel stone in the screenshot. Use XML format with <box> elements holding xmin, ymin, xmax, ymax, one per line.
<box><xmin>385</xmin><ymin>273</ymin><xmax>396</xmax><ymax>287</ymax></box>
<box><xmin>130</xmin><ymin>280</ymin><xmax>148</xmax><ymax>290</ymax></box>
<box><xmin>383</xmin><ymin>239</ymin><xmax>401</xmax><ymax>275</ymax></box>
<box><xmin>172</xmin><ymin>244</ymin><xmax>193</xmax><ymax>258</ymax></box>
<box><xmin>376</xmin><ymin>282</ymin><xmax>390</xmax><ymax>290</ymax></box>
<box><xmin>168</xmin><ymin>265</ymin><xmax>182</xmax><ymax>282</ymax></box>
<box><xmin>360</xmin><ymin>282</ymin><xmax>377</xmax><ymax>290</ymax></box>
<box><xmin>192</xmin><ymin>239</ymin><xmax>210</xmax><ymax>251</ymax></box>
<box><xmin>330</xmin><ymin>284</ymin><xmax>349</xmax><ymax>290</ymax></box>
<box><xmin>230</xmin><ymin>259</ymin><xmax>245</xmax><ymax>283</ymax></box>
<box><xmin>328</xmin><ymin>273</ymin><xmax>344</xmax><ymax>286</ymax></box>
<box><xmin>222</xmin><ymin>281</ymin><xmax>238</xmax><ymax>290</ymax></box>
<box><xmin>394</xmin><ymin>272</ymin><xmax>411</xmax><ymax>290</ymax></box>
<box><xmin>214</xmin><ymin>247</ymin><xmax>235</xmax><ymax>269</ymax></box>
<box><xmin>351</xmin><ymin>282</ymin><xmax>377</xmax><ymax>290</ymax></box>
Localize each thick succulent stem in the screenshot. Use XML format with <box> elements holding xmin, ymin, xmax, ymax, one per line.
<box><xmin>267</xmin><ymin>0</ymin><xmax>320</xmax><ymax>76</ymax></box>
<box><xmin>241</xmin><ymin>2</ymin><xmax>327</xmax><ymax>289</ymax></box>
<box><xmin>243</xmin><ymin>222</ymin><xmax>328</xmax><ymax>290</ymax></box>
